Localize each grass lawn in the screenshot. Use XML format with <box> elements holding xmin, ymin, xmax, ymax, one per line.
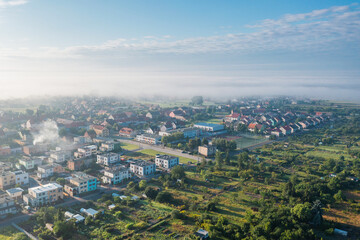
<box><xmin>205</xmin><ymin>118</ymin><xmax>223</xmax><ymax>124</ymax></box>
<box><xmin>0</xmin><ymin>226</ymin><xmax>27</xmax><ymax>240</ymax></box>
<box><xmin>120</xmin><ymin>142</ymin><xmax>139</xmax><ymax>151</ymax></box>
<box><xmin>234</xmin><ymin>136</ymin><xmax>267</xmax><ymax>149</ymax></box>
<box><xmin>138</xmin><ymin>149</ymin><xmax>196</xmax><ymax>164</ymax></box>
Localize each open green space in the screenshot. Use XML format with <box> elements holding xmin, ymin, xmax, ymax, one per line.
<box><xmin>119</xmin><ymin>142</ymin><xmax>139</xmax><ymax>151</ymax></box>
<box><xmin>234</xmin><ymin>135</ymin><xmax>268</xmax><ymax>149</ymax></box>
<box><xmin>205</xmin><ymin>118</ymin><xmax>223</xmax><ymax>124</ymax></box>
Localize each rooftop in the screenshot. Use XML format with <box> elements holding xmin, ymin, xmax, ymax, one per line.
<box><xmin>30</xmin><ymin>183</ymin><xmax>62</xmax><ymax>194</ymax></box>
<box><xmin>156</xmin><ymin>154</ymin><xmax>178</xmax><ymax>160</ymax></box>
<box><xmin>6</xmin><ymin>187</ymin><xmax>24</xmax><ymax>195</ymax></box>
<box><xmin>130</xmin><ymin>160</ymin><xmax>155</xmax><ymax>167</ymax></box>
<box><xmin>0</xmin><ymin>194</ymin><xmax>13</xmax><ymax>204</ymax></box>
<box><xmin>194</xmin><ymin>122</ymin><xmax>223</xmax><ymax>128</ymax></box>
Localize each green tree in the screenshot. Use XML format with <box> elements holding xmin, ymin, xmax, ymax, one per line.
<box><xmin>171</xmin><ymin>165</ymin><xmax>186</xmax><ymax>179</ymax></box>
<box><xmin>144</xmin><ymin>187</ymin><xmax>158</xmax><ymax>200</ymax></box>
<box><xmin>191</xmin><ymin>96</ymin><xmax>203</xmax><ymax>105</ymax></box>
<box><xmin>53</xmin><ymin>220</ymin><xmax>76</xmax><ymax>239</ymax></box>
<box><xmin>155</xmin><ymin>191</ymin><xmax>173</xmax><ymax>203</ymax></box>
<box><xmin>215</xmin><ymin>151</ymin><xmax>224</xmax><ymax>168</ymax></box>
<box><xmin>139</xmin><ymin>180</ymin><xmax>147</xmax><ymax>190</ymax></box>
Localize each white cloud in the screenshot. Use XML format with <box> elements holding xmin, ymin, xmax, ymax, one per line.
<box><xmin>0</xmin><ymin>0</ymin><xmax>27</xmax><ymax>8</ymax></box>
<box><xmin>0</xmin><ymin>4</ymin><xmax>359</xmax><ymax>59</ymax></box>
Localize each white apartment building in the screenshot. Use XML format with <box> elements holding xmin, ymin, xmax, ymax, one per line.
<box><xmin>74</xmin><ymin>145</ymin><xmax>97</xmax><ymax>158</ymax></box>
<box><xmin>23</xmin><ymin>183</ymin><xmax>63</xmax><ymax>207</ymax></box>
<box><xmin>136</xmin><ymin>134</ymin><xmax>161</xmax><ymax>145</ymax></box>
<box><xmin>97</xmin><ymin>153</ymin><xmax>120</xmax><ymax>166</ymax></box>
<box><xmin>0</xmin><ymin>194</ymin><xmax>17</xmax><ymax>217</ymax></box>
<box><xmin>0</xmin><ymin>170</ymin><xmax>28</xmax><ymax>190</ymax></box>
<box><xmin>130</xmin><ymin>160</ymin><xmax>156</xmax><ymax>176</ymax></box>
<box><xmin>13</xmin><ymin>170</ymin><xmax>29</xmax><ymax>186</ymax></box>
<box><xmin>49</xmin><ymin>150</ymin><xmax>71</xmax><ymax>163</ymax></box>
<box><xmin>18</xmin><ymin>157</ymin><xmax>43</xmax><ymax>170</ymax></box>
<box><xmin>155</xmin><ymin>155</ymin><xmax>179</xmax><ymax>169</ymax></box>
<box><xmin>99</xmin><ymin>141</ymin><xmax>115</xmax><ymax>152</ymax></box>
<box><xmin>102</xmin><ymin>166</ymin><xmax>130</xmax><ymax>185</ymax></box>
<box><xmin>37</xmin><ymin>165</ymin><xmax>54</xmax><ymax>179</ymax></box>
<box><xmin>6</xmin><ymin>188</ymin><xmax>24</xmax><ymax>201</ymax></box>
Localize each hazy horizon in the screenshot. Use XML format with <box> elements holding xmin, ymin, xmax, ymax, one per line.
<box><xmin>0</xmin><ymin>0</ymin><xmax>359</xmax><ymax>100</ymax></box>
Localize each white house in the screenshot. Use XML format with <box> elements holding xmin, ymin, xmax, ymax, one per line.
<box><xmin>0</xmin><ymin>194</ymin><xmax>18</xmax><ymax>218</ymax></box>
<box><xmin>13</xmin><ymin>170</ymin><xmax>29</xmax><ymax>186</ymax></box>
<box><xmin>155</xmin><ymin>155</ymin><xmax>179</xmax><ymax>169</ymax></box>
<box><xmin>97</xmin><ymin>153</ymin><xmax>120</xmax><ymax>166</ymax></box>
<box><xmin>18</xmin><ymin>157</ymin><xmax>43</xmax><ymax>170</ymax></box>
<box><xmin>130</xmin><ymin>160</ymin><xmax>156</xmax><ymax>176</ymax></box>
<box><xmin>102</xmin><ymin>166</ymin><xmax>130</xmax><ymax>185</ymax></box>
<box><xmin>23</xmin><ymin>183</ymin><xmax>63</xmax><ymax>207</ymax></box>
<box><xmin>74</xmin><ymin>145</ymin><xmax>97</xmax><ymax>158</ymax></box>
<box><xmin>6</xmin><ymin>188</ymin><xmax>24</xmax><ymax>201</ymax></box>
<box><xmin>37</xmin><ymin>165</ymin><xmax>54</xmax><ymax>179</ymax></box>
<box><xmin>136</xmin><ymin>134</ymin><xmax>161</xmax><ymax>145</ymax></box>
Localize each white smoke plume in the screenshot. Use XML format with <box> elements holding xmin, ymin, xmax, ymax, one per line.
<box><xmin>32</xmin><ymin>119</ymin><xmax>60</xmax><ymax>145</ymax></box>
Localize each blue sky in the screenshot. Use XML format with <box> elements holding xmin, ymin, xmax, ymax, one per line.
<box><xmin>0</xmin><ymin>0</ymin><xmax>359</xmax><ymax>100</ymax></box>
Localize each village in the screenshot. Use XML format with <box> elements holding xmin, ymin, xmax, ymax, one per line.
<box><xmin>0</xmin><ymin>96</ymin><xmax>358</xmax><ymax>240</ymax></box>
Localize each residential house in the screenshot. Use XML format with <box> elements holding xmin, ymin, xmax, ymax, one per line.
<box><xmin>74</xmin><ymin>136</ymin><xmax>92</xmax><ymax>144</ymax></box>
<box><xmin>270</xmin><ymin>128</ymin><xmax>282</xmax><ymax>137</ymax></box>
<box><xmin>118</xmin><ymin>127</ymin><xmax>137</xmax><ymax>137</ymax></box>
<box><xmin>280</xmin><ymin>126</ymin><xmax>292</xmax><ymax>136</ymax></box>
<box><xmin>102</xmin><ymin>166</ymin><xmax>130</xmax><ymax>185</ymax></box>
<box><xmin>49</xmin><ymin>150</ymin><xmax>71</xmax><ymax>163</ymax></box>
<box><xmin>90</xmin><ymin>125</ymin><xmax>109</xmax><ymax>137</ymax></box>
<box><xmin>67</xmin><ymin>157</ymin><xmax>93</xmax><ymax>171</ymax></box>
<box><xmin>23</xmin><ymin>183</ymin><xmax>63</xmax><ymax>207</ymax></box>
<box><xmin>136</xmin><ymin>134</ymin><xmax>161</xmax><ymax>145</ymax></box>
<box><xmin>248</xmin><ymin>123</ymin><xmax>263</xmax><ymax>132</ymax></box>
<box><xmin>18</xmin><ymin>157</ymin><xmax>43</xmax><ymax>170</ymax></box>
<box><xmin>0</xmin><ymin>172</ymin><xmax>15</xmax><ymax>190</ymax></box>
<box><xmin>169</xmin><ymin>110</ymin><xmax>187</xmax><ymax>121</ymax></box>
<box><xmin>0</xmin><ymin>194</ymin><xmax>18</xmax><ymax>218</ymax></box>
<box><xmin>0</xmin><ymin>170</ymin><xmax>29</xmax><ymax>190</ymax></box>
<box><xmin>97</xmin><ymin>153</ymin><xmax>120</xmax><ymax>166</ymax></box>
<box><xmin>23</xmin><ymin>144</ymin><xmax>48</xmax><ymax>155</ymax></box>
<box><xmin>74</xmin><ymin>145</ymin><xmax>97</xmax><ymax>159</ymax></box>
<box><xmin>6</xmin><ymin>188</ymin><xmax>24</xmax><ymax>201</ymax></box>
<box><xmin>145</xmin><ymin>126</ymin><xmax>159</xmax><ymax>135</ymax></box>
<box><xmin>0</xmin><ymin>145</ymin><xmax>11</xmax><ymax>156</ymax></box>
<box><xmin>130</xmin><ymin>160</ymin><xmax>156</xmax><ymax>176</ymax></box>
<box><xmin>99</xmin><ymin>141</ymin><xmax>121</xmax><ymax>152</ymax></box>
<box><xmin>155</xmin><ymin>155</ymin><xmax>179</xmax><ymax>169</ymax></box>
<box><xmin>37</xmin><ymin>165</ymin><xmax>54</xmax><ymax>179</ymax></box>
<box><xmin>198</xmin><ymin>145</ymin><xmax>217</xmax><ymax>157</ymax></box>
<box><xmin>225</xmin><ymin>111</ymin><xmax>240</xmax><ymax>122</ymax></box>
<box><xmin>64</xmin><ymin>172</ymin><xmax>98</xmax><ymax>197</ymax></box>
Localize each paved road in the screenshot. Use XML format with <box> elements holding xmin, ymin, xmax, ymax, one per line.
<box><xmin>118</xmin><ymin>138</ymin><xmax>205</xmax><ymax>163</ymax></box>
